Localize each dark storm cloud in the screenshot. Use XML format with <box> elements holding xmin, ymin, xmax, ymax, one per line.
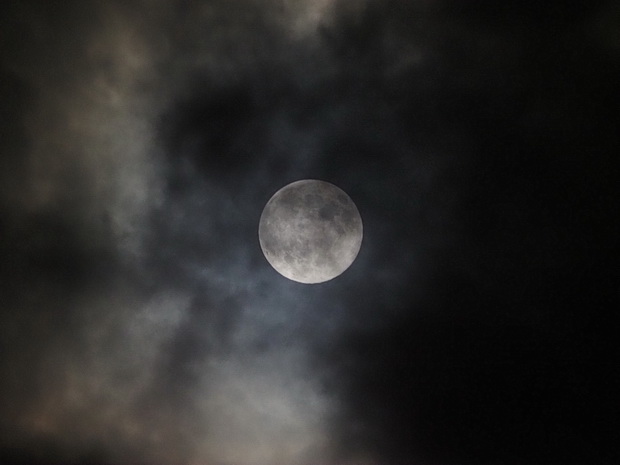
<box><xmin>1</xmin><ymin>0</ymin><xmax>619</xmax><ymax>464</ymax></box>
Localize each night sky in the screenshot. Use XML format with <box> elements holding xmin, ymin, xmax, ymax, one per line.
<box><xmin>1</xmin><ymin>1</ymin><xmax>619</xmax><ymax>464</ymax></box>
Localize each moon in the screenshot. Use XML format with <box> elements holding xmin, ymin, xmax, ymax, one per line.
<box><xmin>259</xmin><ymin>179</ymin><xmax>363</xmax><ymax>284</ymax></box>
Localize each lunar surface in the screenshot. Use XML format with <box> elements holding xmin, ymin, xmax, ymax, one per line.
<box><xmin>259</xmin><ymin>180</ymin><xmax>363</xmax><ymax>284</ymax></box>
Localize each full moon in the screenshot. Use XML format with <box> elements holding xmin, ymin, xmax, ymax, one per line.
<box><xmin>259</xmin><ymin>180</ymin><xmax>363</xmax><ymax>284</ymax></box>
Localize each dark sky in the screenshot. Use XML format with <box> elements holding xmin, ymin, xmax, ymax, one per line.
<box><xmin>1</xmin><ymin>1</ymin><xmax>619</xmax><ymax>464</ymax></box>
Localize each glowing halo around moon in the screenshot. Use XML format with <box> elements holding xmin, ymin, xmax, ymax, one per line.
<box><xmin>258</xmin><ymin>179</ymin><xmax>363</xmax><ymax>284</ymax></box>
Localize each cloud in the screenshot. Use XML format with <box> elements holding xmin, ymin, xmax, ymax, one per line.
<box><xmin>2</xmin><ymin>1</ymin><xmax>617</xmax><ymax>464</ymax></box>
<box><xmin>1</xmin><ymin>0</ymin><xmax>450</xmax><ymax>461</ymax></box>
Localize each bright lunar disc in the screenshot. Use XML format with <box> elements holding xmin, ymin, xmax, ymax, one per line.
<box><xmin>259</xmin><ymin>179</ymin><xmax>363</xmax><ymax>284</ymax></box>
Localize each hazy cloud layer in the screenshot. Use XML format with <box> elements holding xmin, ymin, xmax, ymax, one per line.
<box><xmin>1</xmin><ymin>1</ymin><xmax>618</xmax><ymax>464</ymax></box>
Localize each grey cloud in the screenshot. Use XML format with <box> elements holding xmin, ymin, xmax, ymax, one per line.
<box><xmin>3</xmin><ymin>1</ymin><xmax>617</xmax><ymax>465</ymax></box>
<box><xmin>1</xmin><ymin>0</ymin><xmax>459</xmax><ymax>458</ymax></box>
<box><xmin>0</xmin><ymin>1</ymin><xmax>491</xmax><ymax>463</ymax></box>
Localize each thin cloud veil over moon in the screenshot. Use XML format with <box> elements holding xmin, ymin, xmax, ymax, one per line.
<box><xmin>258</xmin><ymin>179</ymin><xmax>363</xmax><ymax>284</ymax></box>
